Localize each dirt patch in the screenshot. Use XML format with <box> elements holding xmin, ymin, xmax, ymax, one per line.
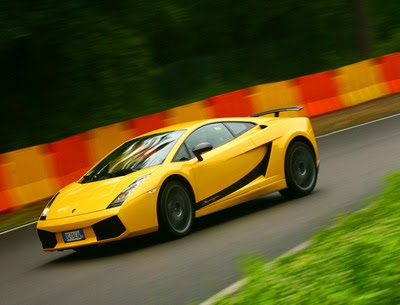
<box><xmin>0</xmin><ymin>199</ymin><xmax>49</xmax><ymax>233</ymax></box>
<box><xmin>311</xmin><ymin>94</ymin><xmax>400</xmax><ymax>136</ymax></box>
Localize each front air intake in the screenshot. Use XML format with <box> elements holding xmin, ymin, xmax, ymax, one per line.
<box><xmin>92</xmin><ymin>216</ymin><xmax>126</xmax><ymax>241</ymax></box>
<box><xmin>37</xmin><ymin>229</ymin><xmax>57</xmax><ymax>249</ymax></box>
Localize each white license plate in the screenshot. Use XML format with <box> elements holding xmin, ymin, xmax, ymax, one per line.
<box><xmin>62</xmin><ymin>229</ymin><xmax>85</xmax><ymax>243</ymax></box>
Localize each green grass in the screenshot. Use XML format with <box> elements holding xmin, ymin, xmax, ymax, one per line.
<box><xmin>0</xmin><ymin>199</ymin><xmax>49</xmax><ymax>233</ymax></box>
<box><xmin>215</xmin><ymin>171</ymin><xmax>400</xmax><ymax>304</ymax></box>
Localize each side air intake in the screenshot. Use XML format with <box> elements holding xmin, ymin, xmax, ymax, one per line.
<box><xmin>37</xmin><ymin>229</ymin><xmax>57</xmax><ymax>249</ymax></box>
<box><xmin>92</xmin><ymin>216</ymin><xmax>126</xmax><ymax>241</ymax></box>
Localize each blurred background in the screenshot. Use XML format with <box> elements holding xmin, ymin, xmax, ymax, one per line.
<box><xmin>1</xmin><ymin>0</ymin><xmax>399</xmax><ymax>153</ymax></box>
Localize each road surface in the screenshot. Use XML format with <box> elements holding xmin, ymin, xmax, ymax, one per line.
<box><xmin>1</xmin><ymin>114</ymin><xmax>399</xmax><ymax>305</ymax></box>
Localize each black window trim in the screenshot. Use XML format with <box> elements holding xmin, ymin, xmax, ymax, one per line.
<box><xmin>222</xmin><ymin>121</ymin><xmax>256</xmax><ymax>138</ymax></box>
<box><xmin>172</xmin><ymin>142</ymin><xmax>192</xmax><ymax>162</ymax></box>
<box><xmin>172</xmin><ymin>121</ymin><xmax>257</xmax><ymax>162</ymax></box>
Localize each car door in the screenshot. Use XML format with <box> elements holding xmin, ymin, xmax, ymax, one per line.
<box><xmin>179</xmin><ymin>122</ymin><xmax>267</xmax><ymax>210</ymax></box>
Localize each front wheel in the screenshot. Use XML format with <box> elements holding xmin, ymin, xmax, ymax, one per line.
<box><xmin>280</xmin><ymin>141</ymin><xmax>317</xmax><ymax>198</ymax></box>
<box><xmin>158</xmin><ymin>180</ymin><xmax>194</xmax><ymax>238</ymax></box>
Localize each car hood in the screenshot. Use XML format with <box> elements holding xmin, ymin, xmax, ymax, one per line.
<box><xmin>46</xmin><ymin>166</ymin><xmax>160</xmax><ymax>220</ymax></box>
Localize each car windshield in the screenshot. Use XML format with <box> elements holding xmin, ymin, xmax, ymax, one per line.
<box><xmin>81</xmin><ymin>130</ymin><xmax>185</xmax><ymax>183</ymax></box>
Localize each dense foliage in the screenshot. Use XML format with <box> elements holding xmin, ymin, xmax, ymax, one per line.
<box><xmin>1</xmin><ymin>0</ymin><xmax>399</xmax><ymax>152</ymax></box>
<box><xmin>216</xmin><ymin>171</ymin><xmax>400</xmax><ymax>304</ymax></box>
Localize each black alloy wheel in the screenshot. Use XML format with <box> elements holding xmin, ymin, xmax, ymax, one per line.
<box><xmin>280</xmin><ymin>141</ymin><xmax>317</xmax><ymax>198</ymax></box>
<box><xmin>158</xmin><ymin>180</ymin><xmax>194</xmax><ymax>238</ymax></box>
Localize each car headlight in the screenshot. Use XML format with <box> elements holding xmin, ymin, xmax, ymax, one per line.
<box><xmin>40</xmin><ymin>192</ymin><xmax>59</xmax><ymax>220</ymax></box>
<box><xmin>107</xmin><ymin>174</ymin><xmax>150</xmax><ymax>209</ymax></box>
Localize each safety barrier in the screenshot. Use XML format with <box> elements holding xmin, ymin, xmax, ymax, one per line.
<box><xmin>165</xmin><ymin>101</ymin><xmax>212</xmax><ymax>125</ymax></box>
<box><xmin>249</xmin><ymin>80</ymin><xmax>308</xmax><ymax>117</ymax></box>
<box><xmin>207</xmin><ymin>89</ymin><xmax>254</xmax><ymax>117</ymax></box>
<box><xmin>378</xmin><ymin>52</ymin><xmax>400</xmax><ymax>94</ymax></box>
<box><xmin>0</xmin><ymin>156</ymin><xmax>16</xmax><ymax>212</ymax></box>
<box><xmin>128</xmin><ymin>112</ymin><xmax>167</xmax><ymax>136</ymax></box>
<box><xmin>1</xmin><ymin>52</ymin><xmax>399</xmax><ymax>213</ymax></box>
<box><xmin>295</xmin><ymin>71</ymin><xmax>344</xmax><ymax>117</ymax></box>
<box><xmin>334</xmin><ymin>59</ymin><xmax>389</xmax><ymax>107</ymax></box>
<box><xmin>48</xmin><ymin>135</ymin><xmax>91</xmax><ymax>188</ymax></box>
<box><xmin>2</xmin><ymin>145</ymin><xmax>58</xmax><ymax>206</ymax></box>
<box><xmin>85</xmin><ymin>121</ymin><xmax>132</xmax><ymax>165</ymax></box>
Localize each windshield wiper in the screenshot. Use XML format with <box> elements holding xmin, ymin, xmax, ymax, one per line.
<box><xmin>81</xmin><ymin>169</ymin><xmax>136</xmax><ymax>183</ymax></box>
<box><xmin>82</xmin><ymin>175</ymin><xmax>94</xmax><ymax>183</ymax></box>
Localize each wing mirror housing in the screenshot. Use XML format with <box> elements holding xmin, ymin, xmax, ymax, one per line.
<box><xmin>192</xmin><ymin>142</ymin><xmax>213</xmax><ymax>161</ymax></box>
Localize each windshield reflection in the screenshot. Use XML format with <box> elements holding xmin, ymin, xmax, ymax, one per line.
<box><xmin>81</xmin><ymin>130</ymin><xmax>185</xmax><ymax>183</ymax></box>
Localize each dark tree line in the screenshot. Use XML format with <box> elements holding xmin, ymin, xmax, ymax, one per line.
<box><xmin>0</xmin><ymin>0</ymin><xmax>398</xmax><ymax>152</ymax></box>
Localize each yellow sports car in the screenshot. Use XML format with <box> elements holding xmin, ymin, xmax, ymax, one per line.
<box><xmin>37</xmin><ymin>106</ymin><xmax>319</xmax><ymax>251</ymax></box>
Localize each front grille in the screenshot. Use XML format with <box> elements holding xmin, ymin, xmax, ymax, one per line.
<box><xmin>92</xmin><ymin>216</ymin><xmax>126</xmax><ymax>241</ymax></box>
<box><xmin>37</xmin><ymin>229</ymin><xmax>57</xmax><ymax>249</ymax></box>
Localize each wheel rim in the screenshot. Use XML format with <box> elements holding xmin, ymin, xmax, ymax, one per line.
<box><xmin>164</xmin><ymin>185</ymin><xmax>192</xmax><ymax>233</ymax></box>
<box><xmin>290</xmin><ymin>146</ymin><xmax>316</xmax><ymax>191</ymax></box>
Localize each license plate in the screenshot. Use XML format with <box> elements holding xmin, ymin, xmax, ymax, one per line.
<box><xmin>62</xmin><ymin>229</ymin><xmax>85</xmax><ymax>243</ymax></box>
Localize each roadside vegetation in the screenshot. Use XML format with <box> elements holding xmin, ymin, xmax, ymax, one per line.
<box><xmin>0</xmin><ymin>199</ymin><xmax>48</xmax><ymax>233</ymax></box>
<box><xmin>215</xmin><ymin>171</ymin><xmax>400</xmax><ymax>304</ymax></box>
<box><xmin>1</xmin><ymin>1</ymin><xmax>400</xmax><ymax>153</ymax></box>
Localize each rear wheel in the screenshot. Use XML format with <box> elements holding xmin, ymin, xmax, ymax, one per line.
<box><xmin>280</xmin><ymin>141</ymin><xmax>317</xmax><ymax>198</ymax></box>
<box><xmin>158</xmin><ymin>180</ymin><xmax>194</xmax><ymax>238</ymax></box>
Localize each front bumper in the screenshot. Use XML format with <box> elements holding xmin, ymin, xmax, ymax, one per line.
<box><xmin>36</xmin><ymin>191</ymin><xmax>159</xmax><ymax>251</ymax></box>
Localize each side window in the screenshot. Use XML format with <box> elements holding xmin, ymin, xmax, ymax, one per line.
<box><xmin>224</xmin><ymin>122</ymin><xmax>255</xmax><ymax>137</ymax></box>
<box><xmin>185</xmin><ymin>123</ymin><xmax>234</xmax><ymax>156</ymax></box>
<box><xmin>173</xmin><ymin>145</ymin><xmax>191</xmax><ymax>162</ymax></box>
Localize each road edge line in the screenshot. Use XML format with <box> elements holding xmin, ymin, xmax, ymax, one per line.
<box><xmin>0</xmin><ymin>221</ymin><xmax>37</xmax><ymax>236</ymax></box>
<box><xmin>316</xmin><ymin>112</ymin><xmax>400</xmax><ymax>139</ymax></box>
<box><xmin>199</xmin><ymin>241</ymin><xmax>311</xmax><ymax>305</ymax></box>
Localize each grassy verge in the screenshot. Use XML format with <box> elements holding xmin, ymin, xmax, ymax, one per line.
<box><xmin>215</xmin><ymin>171</ymin><xmax>400</xmax><ymax>304</ymax></box>
<box><xmin>0</xmin><ymin>199</ymin><xmax>48</xmax><ymax>233</ymax></box>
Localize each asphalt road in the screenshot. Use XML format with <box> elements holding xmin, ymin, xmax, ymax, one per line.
<box><xmin>1</xmin><ymin>114</ymin><xmax>399</xmax><ymax>305</ymax></box>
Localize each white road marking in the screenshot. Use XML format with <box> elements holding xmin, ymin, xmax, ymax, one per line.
<box><xmin>199</xmin><ymin>241</ymin><xmax>312</xmax><ymax>305</ymax></box>
<box><xmin>1</xmin><ymin>111</ymin><xmax>399</xmax><ymax>237</ymax></box>
<box><xmin>316</xmin><ymin>112</ymin><xmax>400</xmax><ymax>139</ymax></box>
<box><xmin>199</xmin><ymin>279</ymin><xmax>247</xmax><ymax>305</ymax></box>
<box><xmin>0</xmin><ymin>221</ymin><xmax>37</xmax><ymax>236</ymax></box>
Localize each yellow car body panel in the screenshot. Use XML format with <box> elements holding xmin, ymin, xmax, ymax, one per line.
<box><xmin>37</xmin><ymin>110</ymin><xmax>319</xmax><ymax>251</ymax></box>
<box><xmin>45</xmin><ymin>166</ymin><xmax>160</xmax><ymax>219</ymax></box>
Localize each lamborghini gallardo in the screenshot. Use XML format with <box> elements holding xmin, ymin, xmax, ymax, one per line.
<box><xmin>37</xmin><ymin>106</ymin><xmax>319</xmax><ymax>251</ymax></box>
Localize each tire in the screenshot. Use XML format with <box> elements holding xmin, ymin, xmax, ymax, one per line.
<box><xmin>158</xmin><ymin>180</ymin><xmax>194</xmax><ymax>238</ymax></box>
<box><xmin>279</xmin><ymin>141</ymin><xmax>317</xmax><ymax>198</ymax></box>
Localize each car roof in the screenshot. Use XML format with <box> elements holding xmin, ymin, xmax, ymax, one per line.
<box><xmin>139</xmin><ymin>117</ymin><xmax>271</xmax><ymax>137</ymax></box>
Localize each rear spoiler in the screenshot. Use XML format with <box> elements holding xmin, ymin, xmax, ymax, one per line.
<box><xmin>250</xmin><ymin>106</ymin><xmax>303</xmax><ymax>118</ymax></box>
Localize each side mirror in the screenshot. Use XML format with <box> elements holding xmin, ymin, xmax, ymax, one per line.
<box><xmin>192</xmin><ymin>142</ymin><xmax>213</xmax><ymax>161</ymax></box>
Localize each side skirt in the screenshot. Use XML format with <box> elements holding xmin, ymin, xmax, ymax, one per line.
<box><xmin>195</xmin><ymin>179</ymin><xmax>287</xmax><ymax>218</ymax></box>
